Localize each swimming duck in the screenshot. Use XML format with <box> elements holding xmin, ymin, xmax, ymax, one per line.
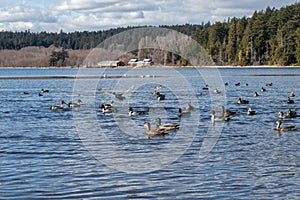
<box><xmin>220</xmin><ymin>106</ymin><xmax>236</xmax><ymax>116</ymax></box>
<box><xmin>287</xmin><ymin>109</ymin><xmax>297</xmax><ymax>118</ymax></box>
<box><xmin>213</xmin><ymin>89</ymin><xmax>221</xmax><ymax>94</ymax></box>
<box><xmin>247</xmin><ymin>108</ymin><xmax>256</xmax><ymax>115</ymax></box>
<box><xmin>278</xmin><ymin>111</ymin><xmax>291</xmax><ymax>119</ymax></box>
<box><xmin>253</xmin><ymin>92</ymin><xmax>259</xmax><ymax>97</ymax></box>
<box><xmin>152</xmin><ymin>118</ymin><xmax>180</xmax><ymax>131</ymax></box>
<box><xmin>237</xmin><ymin>98</ymin><xmax>249</xmax><ymax>104</ymax></box>
<box><xmin>211</xmin><ymin>109</ymin><xmax>230</xmax><ymax>123</ymax></box>
<box><xmin>224</xmin><ymin>82</ymin><xmax>228</xmax><ymax>86</ymax></box>
<box><xmin>276</xmin><ymin>120</ymin><xmax>296</xmax><ymax>131</ymax></box>
<box><xmin>186</xmin><ymin>102</ymin><xmax>194</xmax><ymax>111</ymax></box>
<box><xmin>261</xmin><ymin>87</ymin><xmax>266</xmax><ymax>92</ymax></box>
<box><xmin>49</xmin><ymin>100</ymin><xmax>65</xmax><ymax>110</ymax></box>
<box><xmin>235</xmin><ymin>82</ymin><xmax>240</xmax><ymax>86</ymax></box>
<box><xmin>245</xmin><ymin>83</ymin><xmax>248</xmax><ymax>86</ymax></box>
<box><xmin>41</xmin><ymin>89</ymin><xmax>49</xmax><ymax>93</ymax></box>
<box><xmin>178</xmin><ymin>108</ymin><xmax>191</xmax><ymax>117</ymax></box>
<box><xmin>99</xmin><ymin>86</ymin><xmax>133</xmax><ymax>101</ymax></box>
<box><xmin>287</xmin><ymin>97</ymin><xmax>294</xmax><ymax>104</ymax></box>
<box><xmin>156</xmin><ymin>92</ymin><xmax>165</xmax><ymax>102</ymax></box>
<box><xmin>128</xmin><ymin>107</ymin><xmax>147</xmax><ymax>116</ymax></box>
<box><xmin>290</xmin><ymin>91</ymin><xmax>295</xmax><ymax>97</ymax></box>
<box><xmin>202</xmin><ymin>84</ymin><xmax>209</xmax><ymax>90</ymax></box>
<box><xmin>144</xmin><ymin>122</ymin><xmax>168</xmax><ymax>138</ymax></box>
<box><xmin>266</xmin><ymin>83</ymin><xmax>272</xmax><ymax>86</ymax></box>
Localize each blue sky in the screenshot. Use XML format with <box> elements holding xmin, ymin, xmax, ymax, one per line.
<box><xmin>0</xmin><ymin>0</ymin><xmax>298</xmax><ymax>32</ymax></box>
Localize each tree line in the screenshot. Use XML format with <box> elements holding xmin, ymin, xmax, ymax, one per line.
<box><xmin>0</xmin><ymin>2</ymin><xmax>299</xmax><ymax>66</ymax></box>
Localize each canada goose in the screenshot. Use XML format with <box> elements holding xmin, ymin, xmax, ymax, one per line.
<box><xmin>276</xmin><ymin>120</ymin><xmax>296</xmax><ymax>131</ymax></box>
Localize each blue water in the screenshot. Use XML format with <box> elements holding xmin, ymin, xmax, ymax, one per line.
<box><xmin>0</xmin><ymin>67</ymin><xmax>299</xmax><ymax>199</ymax></box>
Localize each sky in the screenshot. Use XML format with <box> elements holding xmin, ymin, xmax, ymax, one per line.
<box><xmin>0</xmin><ymin>0</ymin><xmax>298</xmax><ymax>32</ymax></box>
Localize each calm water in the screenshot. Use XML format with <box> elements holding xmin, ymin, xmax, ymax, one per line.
<box><xmin>0</xmin><ymin>67</ymin><xmax>299</xmax><ymax>199</ymax></box>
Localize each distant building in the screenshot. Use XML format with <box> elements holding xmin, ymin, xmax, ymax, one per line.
<box><xmin>127</xmin><ymin>58</ymin><xmax>153</xmax><ymax>67</ymax></box>
<box><xmin>97</xmin><ymin>60</ymin><xmax>125</xmax><ymax>67</ymax></box>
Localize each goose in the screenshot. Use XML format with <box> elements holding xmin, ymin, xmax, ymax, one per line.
<box><xmin>253</xmin><ymin>92</ymin><xmax>259</xmax><ymax>97</ymax></box>
<box><xmin>186</xmin><ymin>102</ymin><xmax>194</xmax><ymax>111</ymax></box>
<box><xmin>152</xmin><ymin>118</ymin><xmax>180</xmax><ymax>131</ymax></box>
<box><xmin>287</xmin><ymin>97</ymin><xmax>294</xmax><ymax>104</ymax></box>
<box><xmin>237</xmin><ymin>98</ymin><xmax>249</xmax><ymax>104</ymax></box>
<box><xmin>220</xmin><ymin>106</ymin><xmax>236</xmax><ymax>116</ymax></box>
<box><xmin>247</xmin><ymin>108</ymin><xmax>256</xmax><ymax>115</ymax></box>
<box><xmin>276</xmin><ymin>120</ymin><xmax>296</xmax><ymax>131</ymax></box>
<box><xmin>144</xmin><ymin>122</ymin><xmax>168</xmax><ymax>138</ymax></box>
<box><xmin>128</xmin><ymin>107</ymin><xmax>147</xmax><ymax>116</ymax></box>
<box><xmin>178</xmin><ymin>108</ymin><xmax>191</xmax><ymax>117</ymax></box>
<box><xmin>211</xmin><ymin>109</ymin><xmax>230</xmax><ymax>123</ymax></box>
<box><xmin>290</xmin><ymin>91</ymin><xmax>295</xmax><ymax>97</ymax></box>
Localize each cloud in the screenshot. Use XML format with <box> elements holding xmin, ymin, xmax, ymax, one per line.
<box><xmin>0</xmin><ymin>0</ymin><xmax>298</xmax><ymax>32</ymax></box>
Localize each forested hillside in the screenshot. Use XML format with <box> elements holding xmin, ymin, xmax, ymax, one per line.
<box><xmin>0</xmin><ymin>2</ymin><xmax>299</xmax><ymax>66</ymax></box>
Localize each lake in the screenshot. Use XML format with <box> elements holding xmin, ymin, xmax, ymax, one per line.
<box><xmin>0</xmin><ymin>67</ymin><xmax>299</xmax><ymax>199</ymax></box>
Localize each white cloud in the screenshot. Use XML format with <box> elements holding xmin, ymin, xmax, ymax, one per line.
<box><xmin>0</xmin><ymin>0</ymin><xmax>298</xmax><ymax>32</ymax></box>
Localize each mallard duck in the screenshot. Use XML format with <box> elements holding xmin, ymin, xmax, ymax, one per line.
<box><xmin>128</xmin><ymin>107</ymin><xmax>147</xmax><ymax>116</ymax></box>
<box><xmin>287</xmin><ymin>97</ymin><xmax>294</xmax><ymax>104</ymax></box>
<box><xmin>152</xmin><ymin>118</ymin><xmax>180</xmax><ymax>131</ymax></box>
<box><xmin>290</xmin><ymin>91</ymin><xmax>295</xmax><ymax>97</ymax></box>
<box><xmin>99</xmin><ymin>86</ymin><xmax>133</xmax><ymax>101</ymax></box>
<box><xmin>186</xmin><ymin>102</ymin><xmax>194</xmax><ymax>111</ymax></box>
<box><xmin>237</xmin><ymin>98</ymin><xmax>249</xmax><ymax>104</ymax></box>
<box><xmin>278</xmin><ymin>111</ymin><xmax>291</xmax><ymax>119</ymax></box>
<box><xmin>144</xmin><ymin>122</ymin><xmax>168</xmax><ymax>138</ymax></box>
<box><xmin>253</xmin><ymin>92</ymin><xmax>259</xmax><ymax>97</ymax></box>
<box><xmin>220</xmin><ymin>106</ymin><xmax>236</xmax><ymax>116</ymax></box>
<box><xmin>178</xmin><ymin>108</ymin><xmax>191</xmax><ymax>117</ymax></box>
<box><xmin>211</xmin><ymin>109</ymin><xmax>230</xmax><ymax>123</ymax></box>
<box><xmin>247</xmin><ymin>108</ymin><xmax>256</xmax><ymax>115</ymax></box>
<box><xmin>276</xmin><ymin>120</ymin><xmax>296</xmax><ymax>131</ymax></box>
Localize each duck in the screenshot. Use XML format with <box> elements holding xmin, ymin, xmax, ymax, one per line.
<box><xmin>290</xmin><ymin>91</ymin><xmax>295</xmax><ymax>97</ymax></box>
<box><xmin>41</xmin><ymin>89</ymin><xmax>49</xmax><ymax>93</ymax></box>
<box><xmin>276</xmin><ymin>120</ymin><xmax>296</xmax><ymax>131</ymax></box>
<box><xmin>23</xmin><ymin>91</ymin><xmax>29</xmax><ymax>95</ymax></box>
<box><xmin>220</xmin><ymin>106</ymin><xmax>236</xmax><ymax>116</ymax></box>
<box><xmin>144</xmin><ymin>122</ymin><xmax>168</xmax><ymax>138</ymax></box>
<box><xmin>237</xmin><ymin>98</ymin><xmax>249</xmax><ymax>104</ymax></box>
<box><xmin>186</xmin><ymin>102</ymin><xmax>194</xmax><ymax>111</ymax></box>
<box><xmin>213</xmin><ymin>89</ymin><xmax>221</xmax><ymax>94</ymax></box>
<box><xmin>99</xmin><ymin>86</ymin><xmax>133</xmax><ymax>101</ymax></box>
<box><xmin>211</xmin><ymin>109</ymin><xmax>230</xmax><ymax>123</ymax></box>
<box><xmin>247</xmin><ymin>108</ymin><xmax>256</xmax><ymax>115</ymax></box>
<box><xmin>253</xmin><ymin>92</ymin><xmax>259</xmax><ymax>97</ymax></box>
<box><xmin>278</xmin><ymin>111</ymin><xmax>291</xmax><ymax>119</ymax></box>
<box><xmin>202</xmin><ymin>84</ymin><xmax>209</xmax><ymax>90</ymax></box>
<box><xmin>235</xmin><ymin>82</ymin><xmax>240</xmax><ymax>86</ymax></box>
<box><xmin>128</xmin><ymin>107</ymin><xmax>147</xmax><ymax>116</ymax></box>
<box><xmin>152</xmin><ymin>118</ymin><xmax>180</xmax><ymax>131</ymax></box>
<box><xmin>224</xmin><ymin>82</ymin><xmax>228</xmax><ymax>86</ymax></box>
<box><xmin>287</xmin><ymin>109</ymin><xmax>297</xmax><ymax>118</ymax></box>
<box><xmin>261</xmin><ymin>87</ymin><xmax>266</xmax><ymax>92</ymax></box>
<box><xmin>178</xmin><ymin>108</ymin><xmax>191</xmax><ymax>117</ymax></box>
<box><xmin>49</xmin><ymin>100</ymin><xmax>65</xmax><ymax>110</ymax></box>
<box><xmin>287</xmin><ymin>97</ymin><xmax>294</xmax><ymax>104</ymax></box>
<box><xmin>156</xmin><ymin>92</ymin><xmax>165</xmax><ymax>102</ymax></box>
<box><xmin>266</xmin><ymin>83</ymin><xmax>273</xmax><ymax>86</ymax></box>
<box><xmin>245</xmin><ymin>83</ymin><xmax>249</xmax><ymax>86</ymax></box>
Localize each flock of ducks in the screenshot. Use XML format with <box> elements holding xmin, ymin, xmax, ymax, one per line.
<box><xmin>43</xmin><ymin>79</ymin><xmax>298</xmax><ymax>138</ymax></box>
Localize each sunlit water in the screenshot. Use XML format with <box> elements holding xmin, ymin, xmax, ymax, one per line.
<box><xmin>0</xmin><ymin>67</ymin><xmax>299</xmax><ymax>199</ymax></box>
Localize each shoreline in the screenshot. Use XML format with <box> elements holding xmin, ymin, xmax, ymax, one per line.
<box><xmin>1</xmin><ymin>65</ymin><xmax>300</xmax><ymax>69</ymax></box>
